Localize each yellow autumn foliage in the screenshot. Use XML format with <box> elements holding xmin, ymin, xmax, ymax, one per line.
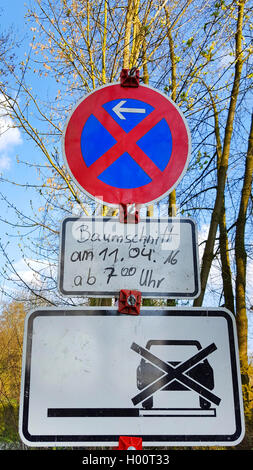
<box><xmin>0</xmin><ymin>302</ymin><xmax>26</xmax><ymax>405</ymax></box>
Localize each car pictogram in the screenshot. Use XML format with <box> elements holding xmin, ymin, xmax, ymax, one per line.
<box><xmin>136</xmin><ymin>340</ymin><xmax>214</xmax><ymax>410</ymax></box>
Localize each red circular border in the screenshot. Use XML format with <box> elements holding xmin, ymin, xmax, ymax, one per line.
<box><xmin>63</xmin><ymin>84</ymin><xmax>190</xmax><ymax>206</ymax></box>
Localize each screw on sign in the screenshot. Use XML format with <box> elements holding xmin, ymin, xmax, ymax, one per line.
<box><xmin>63</xmin><ymin>83</ymin><xmax>191</xmax><ymax>207</ymax></box>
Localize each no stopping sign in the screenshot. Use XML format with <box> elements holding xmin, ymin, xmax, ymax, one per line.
<box><xmin>63</xmin><ymin>84</ymin><xmax>191</xmax><ymax>207</ymax></box>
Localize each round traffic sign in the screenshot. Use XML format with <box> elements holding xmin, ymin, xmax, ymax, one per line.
<box><xmin>63</xmin><ymin>84</ymin><xmax>191</xmax><ymax>207</ymax></box>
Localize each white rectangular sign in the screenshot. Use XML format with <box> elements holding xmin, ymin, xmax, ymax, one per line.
<box><xmin>19</xmin><ymin>307</ymin><xmax>244</xmax><ymax>447</ymax></box>
<box><xmin>58</xmin><ymin>217</ymin><xmax>200</xmax><ymax>298</ymax></box>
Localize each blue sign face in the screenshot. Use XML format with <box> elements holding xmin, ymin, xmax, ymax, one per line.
<box><xmin>80</xmin><ymin>98</ymin><xmax>173</xmax><ymax>190</ymax></box>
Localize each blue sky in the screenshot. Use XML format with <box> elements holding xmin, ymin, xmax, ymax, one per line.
<box><xmin>0</xmin><ymin>1</ymin><xmax>48</xmax><ymax>295</ymax></box>
<box><xmin>1</xmin><ymin>0</ymin><xmax>26</xmax><ymax>24</ymax></box>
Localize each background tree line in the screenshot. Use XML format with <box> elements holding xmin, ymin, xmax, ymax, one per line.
<box><xmin>0</xmin><ymin>0</ymin><xmax>252</xmax><ymax>447</ymax></box>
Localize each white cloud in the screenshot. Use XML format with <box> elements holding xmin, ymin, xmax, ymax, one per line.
<box><xmin>0</xmin><ymin>154</ymin><xmax>11</xmax><ymax>170</ymax></box>
<box><xmin>0</xmin><ymin>95</ymin><xmax>22</xmax><ymax>170</ymax></box>
<box><xmin>12</xmin><ymin>257</ymin><xmax>56</xmax><ymax>288</ymax></box>
<box><xmin>0</xmin><ymin>117</ymin><xmax>22</xmax><ymax>152</ymax></box>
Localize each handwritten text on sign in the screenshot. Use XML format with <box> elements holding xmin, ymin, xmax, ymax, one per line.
<box><xmin>58</xmin><ymin>217</ymin><xmax>200</xmax><ymax>298</ymax></box>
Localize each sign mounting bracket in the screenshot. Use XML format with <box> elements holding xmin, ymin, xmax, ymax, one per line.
<box><xmin>118</xmin><ymin>289</ymin><xmax>141</xmax><ymax>315</ymax></box>
<box><xmin>120</xmin><ymin>67</ymin><xmax>140</xmax><ymax>87</ymax></box>
<box><xmin>119</xmin><ymin>203</ymin><xmax>140</xmax><ymax>224</ymax></box>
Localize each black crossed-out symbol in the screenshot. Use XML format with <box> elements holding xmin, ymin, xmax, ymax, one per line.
<box><xmin>131</xmin><ymin>342</ymin><xmax>221</xmax><ymax>407</ymax></box>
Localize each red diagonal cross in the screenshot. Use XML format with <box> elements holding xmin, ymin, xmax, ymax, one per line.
<box><xmin>88</xmin><ymin>106</ymin><xmax>165</xmax><ymax>179</ymax></box>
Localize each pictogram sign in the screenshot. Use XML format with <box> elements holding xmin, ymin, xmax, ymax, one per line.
<box><xmin>63</xmin><ymin>84</ymin><xmax>191</xmax><ymax>206</ymax></box>
<box><xmin>19</xmin><ymin>307</ymin><xmax>244</xmax><ymax>447</ymax></box>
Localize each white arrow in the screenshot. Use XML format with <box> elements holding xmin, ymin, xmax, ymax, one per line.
<box><xmin>112</xmin><ymin>100</ymin><xmax>146</xmax><ymax>120</ymax></box>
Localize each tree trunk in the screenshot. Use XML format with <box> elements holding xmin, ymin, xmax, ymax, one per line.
<box><xmin>208</xmin><ymin>87</ymin><xmax>234</xmax><ymax>313</ymax></box>
<box><xmin>165</xmin><ymin>11</ymin><xmax>178</xmax><ymax>305</ymax></box>
<box><xmin>235</xmin><ymin>113</ymin><xmax>253</xmax><ymax>367</ymax></box>
<box><xmin>123</xmin><ymin>0</ymin><xmax>134</xmax><ymax>68</ymax></box>
<box><xmin>165</xmin><ymin>10</ymin><xmax>177</xmax><ymax>219</ymax></box>
<box><xmin>219</xmin><ymin>199</ymin><xmax>235</xmax><ymax>313</ymax></box>
<box><xmin>194</xmin><ymin>0</ymin><xmax>245</xmax><ymax>306</ymax></box>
